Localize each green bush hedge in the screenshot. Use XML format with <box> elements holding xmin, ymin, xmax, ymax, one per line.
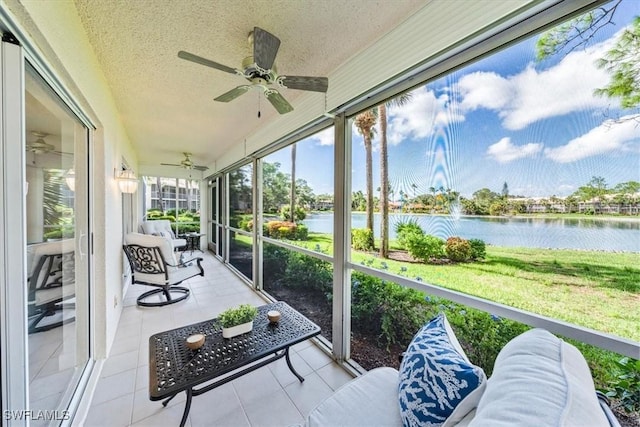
<box><xmin>262</xmin><ymin>244</ymin><xmax>630</xmax><ymax>390</ymax></box>
<box><xmin>265</xmin><ymin>221</ymin><xmax>308</xmax><ymax>240</ymax></box>
<box><xmin>406</xmin><ymin>233</ymin><xmax>445</xmax><ymax>262</ymax></box>
<box><xmin>469</xmin><ymin>238</ymin><xmax>486</xmax><ymax>260</ymax></box>
<box><xmin>394</xmin><ymin>219</ymin><xmax>424</xmax><ymax>249</ymax></box>
<box><xmin>352</xmin><ymin>228</ymin><xmax>374</xmax><ymax>251</ymax></box>
<box><xmin>445</xmin><ymin>237</ymin><xmax>472</xmax><ymax>261</ymax></box>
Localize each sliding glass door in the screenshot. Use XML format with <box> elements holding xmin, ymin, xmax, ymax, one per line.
<box><xmin>25</xmin><ymin>62</ymin><xmax>92</xmax><ymax>422</ymax></box>
<box><xmin>1</xmin><ymin>38</ymin><xmax>93</xmax><ymax>425</ymax></box>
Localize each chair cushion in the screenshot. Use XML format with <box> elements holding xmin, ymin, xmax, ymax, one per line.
<box><xmin>141</xmin><ymin>220</ymin><xmax>176</xmax><ymax>239</ymax></box>
<box><xmin>125</xmin><ymin>233</ymin><xmax>177</xmax><ymax>267</ymax></box>
<box><xmin>141</xmin><ymin>221</ymin><xmax>185</xmax><ymax>249</ymax></box>
<box><xmin>398</xmin><ymin>313</ymin><xmax>486</xmax><ymax>427</ymax></box>
<box><xmin>468</xmin><ymin>328</ymin><xmax>609</xmax><ymax>427</ymax></box>
<box><xmin>307</xmin><ymin>367</ymin><xmax>402</xmax><ymax>427</ymax></box>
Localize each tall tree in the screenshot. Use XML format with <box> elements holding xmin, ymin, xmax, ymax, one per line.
<box><xmin>378</xmin><ymin>93</ymin><xmax>412</xmax><ymax>258</ymax></box>
<box><xmin>290</xmin><ymin>143</ymin><xmax>297</xmax><ymax>223</ymax></box>
<box><xmin>536</xmin><ymin>1</ymin><xmax>639</xmax><ymax>119</ymax></box>
<box><xmin>156</xmin><ymin>176</ymin><xmax>164</xmax><ymax>213</ymax></box>
<box><xmin>354</xmin><ymin>110</ymin><xmax>377</xmax><ymax>239</ymax></box>
<box><xmin>502</xmin><ymin>182</ymin><xmax>509</xmax><ymax>199</ymax></box>
<box><xmin>594</xmin><ymin>16</ymin><xmax>640</xmax><ymax>110</ymax></box>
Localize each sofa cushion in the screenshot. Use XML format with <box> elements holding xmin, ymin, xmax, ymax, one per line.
<box><xmin>398</xmin><ymin>313</ymin><xmax>486</xmax><ymax>427</ymax></box>
<box><xmin>468</xmin><ymin>328</ymin><xmax>609</xmax><ymax>427</ymax></box>
<box><xmin>306</xmin><ymin>367</ymin><xmax>402</xmax><ymax>427</ymax></box>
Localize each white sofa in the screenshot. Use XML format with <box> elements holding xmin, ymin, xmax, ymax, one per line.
<box><xmin>306</xmin><ymin>328</ymin><xmax>621</xmax><ymax>427</ymax></box>
<box><xmin>140</xmin><ymin>219</ymin><xmax>186</xmax><ymax>249</ymax></box>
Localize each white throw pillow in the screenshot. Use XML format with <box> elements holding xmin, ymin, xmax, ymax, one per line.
<box><xmin>469</xmin><ymin>328</ymin><xmax>609</xmax><ymax>427</ymax></box>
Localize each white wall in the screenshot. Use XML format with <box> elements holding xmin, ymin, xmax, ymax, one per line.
<box><xmin>3</xmin><ymin>0</ymin><xmax>138</xmax><ymax>358</ymax></box>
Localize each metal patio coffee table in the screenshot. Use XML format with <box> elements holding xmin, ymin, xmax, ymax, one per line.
<box><xmin>149</xmin><ymin>301</ymin><xmax>321</xmax><ymax>426</ymax></box>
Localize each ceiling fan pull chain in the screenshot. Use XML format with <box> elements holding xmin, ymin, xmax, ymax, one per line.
<box><xmin>258</xmin><ymin>92</ymin><xmax>261</xmax><ymax>118</ymax></box>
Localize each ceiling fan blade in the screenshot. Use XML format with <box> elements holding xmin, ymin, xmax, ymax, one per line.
<box><xmin>178</xmin><ymin>51</ymin><xmax>238</xmax><ymax>75</ymax></box>
<box><xmin>266</xmin><ymin>90</ymin><xmax>294</xmax><ymax>114</ymax></box>
<box><xmin>280</xmin><ymin>75</ymin><xmax>329</xmax><ymax>93</ymax></box>
<box><xmin>160</xmin><ymin>163</ymin><xmax>182</xmax><ymax>167</ymax></box>
<box><xmin>214</xmin><ymin>86</ymin><xmax>250</xmax><ymax>103</ymax></box>
<box><xmin>194</xmin><ymin>165</ymin><xmax>209</xmax><ymax>171</ymax></box>
<box><xmin>253</xmin><ymin>27</ymin><xmax>280</xmax><ymax>70</ymax></box>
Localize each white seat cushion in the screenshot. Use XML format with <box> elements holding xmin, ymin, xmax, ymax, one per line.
<box><xmin>140</xmin><ymin>220</ymin><xmax>186</xmax><ymax>249</ymax></box>
<box><xmin>469</xmin><ymin>329</ymin><xmax>609</xmax><ymax>427</ymax></box>
<box><xmin>307</xmin><ymin>367</ymin><xmax>402</xmax><ymax>427</ymax></box>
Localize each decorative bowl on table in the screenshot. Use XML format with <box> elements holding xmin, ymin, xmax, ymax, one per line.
<box><xmin>186</xmin><ymin>333</ymin><xmax>205</xmax><ymax>350</ymax></box>
<box><xmin>267</xmin><ymin>310</ymin><xmax>281</xmax><ymax>324</ymax></box>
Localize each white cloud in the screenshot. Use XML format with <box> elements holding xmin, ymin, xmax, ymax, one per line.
<box><xmin>544</xmin><ymin>116</ymin><xmax>640</xmax><ymax>163</ymax></box>
<box><xmin>309</xmin><ymin>127</ymin><xmax>334</xmax><ymax>146</ymax></box>
<box><xmin>457</xmin><ymin>38</ymin><xmax>613</xmax><ymax>130</ymax></box>
<box><xmin>486</xmin><ymin>137</ymin><xmax>543</xmax><ymax>163</ymax></box>
<box><xmin>386</xmin><ymin>87</ymin><xmax>465</xmax><ymax>145</ymax></box>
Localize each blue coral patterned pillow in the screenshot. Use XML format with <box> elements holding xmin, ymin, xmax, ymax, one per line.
<box><xmin>398</xmin><ymin>313</ymin><xmax>486</xmax><ymax>427</ymax></box>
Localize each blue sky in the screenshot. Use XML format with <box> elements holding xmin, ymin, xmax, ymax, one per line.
<box><xmin>266</xmin><ymin>1</ymin><xmax>639</xmax><ymax>199</ymax></box>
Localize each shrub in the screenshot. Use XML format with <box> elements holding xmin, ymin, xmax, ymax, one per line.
<box><xmin>265</xmin><ymin>221</ymin><xmax>308</xmax><ymax>240</ymax></box>
<box><xmin>237</xmin><ymin>216</ymin><xmax>252</xmax><ymax>231</ymax></box>
<box><xmin>445</xmin><ymin>236</ymin><xmax>472</xmax><ymax>262</ymax></box>
<box><xmin>406</xmin><ymin>234</ymin><xmax>445</xmax><ymax>262</ymax></box>
<box><xmin>395</xmin><ymin>219</ymin><xmax>424</xmax><ymax>249</ymax></box>
<box><xmin>352</xmin><ymin>228</ymin><xmax>374</xmax><ymax>251</ymax></box>
<box><xmin>469</xmin><ymin>239</ymin><xmax>486</xmax><ymax>260</ymax></box>
<box><xmin>279</xmin><ymin>205</ymin><xmax>307</xmax><ymax>222</ymax></box>
<box><xmin>152</xmin><ymin>215</ymin><xmax>176</xmax><ymax>222</ymax></box>
<box><xmin>445</xmin><ymin>306</ymin><xmax>529</xmax><ymax>375</ymax></box>
<box><xmin>606</xmin><ymin>357</ymin><xmax>640</xmax><ymax>413</ymax></box>
<box><xmin>43</xmin><ymin>227</ymin><xmax>74</xmax><ymax>240</ymax></box>
<box><xmin>283</xmin><ymin>252</ymin><xmax>332</xmax><ymax>294</ymax></box>
<box><xmin>263</xmin><ymin>244</ymin><xmax>289</xmax><ymax>280</ymax></box>
<box><xmin>351</xmin><ymin>272</ymin><xmax>430</xmax><ymax>348</ymax></box>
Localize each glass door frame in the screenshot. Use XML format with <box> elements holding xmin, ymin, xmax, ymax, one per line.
<box><xmin>0</xmin><ymin>29</ymin><xmax>96</xmax><ymax>425</ymax></box>
<box><xmin>0</xmin><ymin>35</ymin><xmax>29</xmax><ymax>425</ymax></box>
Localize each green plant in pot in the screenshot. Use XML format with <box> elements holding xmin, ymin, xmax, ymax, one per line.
<box><xmin>218</xmin><ymin>304</ymin><xmax>258</xmax><ymax>338</ymax></box>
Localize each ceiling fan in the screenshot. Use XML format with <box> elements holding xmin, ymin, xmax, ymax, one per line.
<box><xmin>26</xmin><ymin>131</ymin><xmax>56</xmax><ymax>154</ymax></box>
<box><xmin>161</xmin><ymin>153</ymin><xmax>209</xmax><ymax>171</ymax></box>
<box><xmin>178</xmin><ymin>26</ymin><xmax>329</xmax><ymax>114</ymax></box>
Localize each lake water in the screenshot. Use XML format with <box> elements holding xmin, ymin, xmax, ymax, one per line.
<box><xmin>301</xmin><ymin>212</ymin><xmax>640</xmax><ymax>252</ymax></box>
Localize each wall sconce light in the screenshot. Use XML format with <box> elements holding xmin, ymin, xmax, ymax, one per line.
<box><xmin>116</xmin><ymin>168</ymin><xmax>138</xmax><ymax>193</ymax></box>
<box><xmin>64</xmin><ymin>169</ymin><xmax>75</xmax><ymax>192</ymax></box>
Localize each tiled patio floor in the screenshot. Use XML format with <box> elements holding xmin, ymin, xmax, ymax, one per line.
<box><xmin>84</xmin><ymin>251</ymin><xmax>353</xmax><ymax>426</ymax></box>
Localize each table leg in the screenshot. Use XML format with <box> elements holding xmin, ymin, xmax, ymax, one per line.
<box><xmin>162</xmin><ymin>393</ymin><xmax>177</xmax><ymax>407</ymax></box>
<box><xmin>179</xmin><ymin>388</ymin><xmax>193</xmax><ymax>427</ymax></box>
<box><xmin>285</xmin><ymin>347</ymin><xmax>305</xmax><ymax>383</ymax></box>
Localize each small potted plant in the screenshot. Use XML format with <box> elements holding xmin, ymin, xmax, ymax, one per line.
<box><xmin>218</xmin><ymin>304</ymin><xmax>258</xmax><ymax>338</ymax></box>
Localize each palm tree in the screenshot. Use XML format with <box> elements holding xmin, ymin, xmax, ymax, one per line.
<box><xmin>378</xmin><ymin>93</ymin><xmax>412</xmax><ymax>258</ymax></box>
<box><xmin>290</xmin><ymin>143</ymin><xmax>297</xmax><ymax>223</ymax></box>
<box><xmin>156</xmin><ymin>176</ymin><xmax>164</xmax><ymax>213</ymax></box>
<box><xmin>354</xmin><ymin>110</ymin><xmax>377</xmax><ymax>237</ymax></box>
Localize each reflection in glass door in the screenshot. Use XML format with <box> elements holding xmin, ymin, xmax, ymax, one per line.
<box><xmin>25</xmin><ymin>63</ymin><xmax>90</xmax><ymax>419</ymax></box>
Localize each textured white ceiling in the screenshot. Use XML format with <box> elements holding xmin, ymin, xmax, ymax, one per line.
<box><xmin>72</xmin><ymin>0</ymin><xmax>426</xmax><ymax>173</ymax></box>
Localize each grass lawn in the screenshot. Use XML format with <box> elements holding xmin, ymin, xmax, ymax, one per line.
<box><xmin>290</xmin><ymin>233</ymin><xmax>640</xmax><ymax>342</ymax></box>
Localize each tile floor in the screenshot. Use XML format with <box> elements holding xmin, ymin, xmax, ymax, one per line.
<box><xmin>84</xmin><ymin>251</ymin><xmax>353</xmax><ymax>427</ymax></box>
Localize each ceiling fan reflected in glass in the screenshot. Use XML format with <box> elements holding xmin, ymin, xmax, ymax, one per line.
<box><xmin>26</xmin><ymin>131</ymin><xmax>55</xmax><ymax>154</ymax></box>
<box><xmin>178</xmin><ymin>27</ymin><xmax>329</xmax><ymax>114</ymax></box>
<box><xmin>161</xmin><ymin>152</ymin><xmax>209</xmax><ymax>171</ymax></box>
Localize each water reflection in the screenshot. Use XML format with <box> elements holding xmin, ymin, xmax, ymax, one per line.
<box><xmin>301</xmin><ymin>212</ymin><xmax>640</xmax><ymax>252</ymax></box>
